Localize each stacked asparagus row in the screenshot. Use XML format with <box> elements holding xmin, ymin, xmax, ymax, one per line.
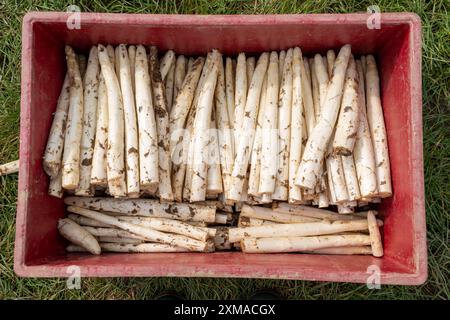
<box><xmin>58</xmin><ymin>196</ymin><xmax>383</xmax><ymax>256</ymax></box>
<box><xmin>43</xmin><ymin>44</ymin><xmax>391</xmax><ymax>208</ymax></box>
<box><xmin>59</xmin><ymin>197</ymin><xmax>235</xmax><ymax>254</ymax></box>
<box><xmin>230</xmin><ymin>204</ymin><xmax>383</xmax><ymax>257</ymax></box>
<box><xmin>43</xmin><ymin>43</ymin><xmax>391</xmax><ymax>255</ymax></box>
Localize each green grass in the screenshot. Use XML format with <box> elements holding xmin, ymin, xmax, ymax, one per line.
<box><xmin>0</xmin><ymin>0</ymin><xmax>449</xmax><ymax>300</ymax></box>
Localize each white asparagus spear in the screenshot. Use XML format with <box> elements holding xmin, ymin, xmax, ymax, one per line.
<box><xmin>106</xmin><ymin>45</ymin><xmax>115</xmax><ymax>67</ymax></box>
<box><xmin>314</xmin><ymin>54</ymin><xmax>329</xmax><ymax>115</ymax></box>
<box><xmin>238</xmin><ymin>216</ymin><xmax>279</xmax><ymax>227</ymax></box>
<box><xmin>68</xmin><ymin>206</ymin><xmax>207</xmax><ymax>251</ymax></box>
<box><xmin>92</xmin><ymin>226</ymin><xmax>207</xmax><ymax>246</ymax></box>
<box><xmin>354</xmin><ymin>60</ymin><xmax>378</xmax><ymax>198</ymax></box>
<box><xmin>43</xmin><ymin>73</ymin><xmax>70</xmax><ymax>178</ymax></box>
<box><xmin>241</xmin><ymin>205</ymin><xmax>320</xmax><ymax>223</ymax></box>
<box><xmin>173</xmin><ymin>55</ymin><xmax>187</xmax><ymax>102</ymax></box>
<box><xmin>78</xmin><ymin>54</ymin><xmax>87</xmax><ymax>80</ymax></box>
<box><xmin>62</xmin><ymin>46</ymin><xmax>84</xmax><ymax>190</ymax></box>
<box><xmin>301</xmin><ymin>58</ymin><xmax>315</xmax><ymax>136</ymax></box>
<box><xmin>258</xmin><ymin>51</ymin><xmax>279</xmax><ymax>196</ymax></box>
<box><xmin>310</xmin><ymin>58</ymin><xmax>321</xmax><ymax>121</ymax></box>
<box><xmin>367</xmin><ymin>210</ymin><xmax>383</xmax><ymax>257</ymax></box>
<box><xmin>304</xmin><ymin>246</ymin><xmax>372</xmax><ymax>255</ymax></box>
<box><xmin>165</xmin><ymin>62</ymin><xmax>175</xmax><ymax>113</ymax></box>
<box><xmin>82</xmin><ymin>226</ymin><xmax>148</xmax><ymax>240</ymax></box>
<box><xmin>98</xmin><ymin>44</ymin><xmax>126</xmax><ymax>197</ymax></box>
<box><xmin>149</xmin><ymin>46</ymin><xmax>174</xmax><ymax>201</ymax></box>
<box><xmin>111</xmin><ymin>216</ymin><xmax>210</xmax><ymax>242</ymax></box>
<box><xmin>365</xmin><ymin>55</ymin><xmax>392</xmax><ymax>197</ymax></box>
<box><xmin>273</xmin><ymin>48</ymin><xmax>293</xmax><ymax>201</ymax></box>
<box><xmin>190</xmin><ymin>51</ymin><xmax>221</xmax><ymax>202</ymax></box>
<box><xmin>228</xmin><ymin>53</ymin><xmax>269</xmax><ymax>201</ymax></box>
<box><xmin>68</xmin><ymin>213</ymin><xmax>111</xmax><ymax>228</ymax></box>
<box><xmin>273</xmin><ymin>202</ymin><xmax>362</xmax><ymax>221</ymax></box>
<box><xmin>64</xmin><ymin>197</ymin><xmax>217</xmax><ymax>222</ymax></box>
<box><xmin>114</xmin><ymin>46</ymin><xmax>121</xmax><ymax>84</ymax></box>
<box><xmin>333</xmin><ymin>57</ymin><xmax>360</xmax><ymax>155</ymax></box>
<box><xmin>233</xmin><ymin>53</ymin><xmax>247</xmax><ymax>147</ymax></box>
<box><xmin>241</xmin><ymin>234</ymin><xmax>371</xmax><ymax>253</ymax></box>
<box><xmin>246</xmin><ymin>56</ymin><xmax>255</xmax><ymax>91</ymax></box>
<box><xmin>169</xmin><ymin>57</ymin><xmax>205</xmax><ymax>160</ymax></box>
<box><xmin>134</xmin><ymin>45</ymin><xmax>159</xmax><ymax>190</ymax></box>
<box><xmin>215</xmin><ymin>57</ymin><xmax>234</xmax><ymax>199</ymax></box>
<box><xmin>206</xmin><ymin>111</ymin><xmax>223</xmax><ymax>195</ymax></box>
<box><xmin>172</xmin><ymin>110</ymin><xmax>192</xmax><ymax>201</ymax></box>
<box><xmin>326</xmin><ymin>50</ymin><xmax>335</xmax><ymax>79</ymax></box>
<box><xmin>90</xmin><ymin>59</ymin><xmax>108</xmax><ymax>187</ymax></box>
<box><xmin>187</xmin><ymin>57</ymin><xmax>194</xmax><ymax>72</ymax></box>
<box><xmin>314</xmin><ymin>55</ymin><xmax>331</xmax><ymax>207</ymax></box>
<box><xmin>48</xmin><ymin>169</ymin><xmax>63</xmax><ymax>198</ymax></box>
<box><xmin>182</xmin><ymin>110</ymin><xmax>197</xmax><ymax>202</ymax></box>
<box><xmin>128</xmin><ymin>45</ymin><xmax>136</xmax><ymax>94</ymax></box>
<box><xmin>118</xmin><ymin>44</ymin><xmax>140</xmax><ymax>197</ymax></box>
<box><xmin>98</xmin><ymin>236</ymin><xmax>143</xmax><ymax>244</ymax></box>
<box><xmin>229</xmin><ymin>219</ymin><xmax>371</xmax><ymax>243</ymax></box>
<box><xmin>160</xmin><ymin>50</ymin><xmax>175</xmax><ymax>81</ymax></box>
<box><xmin>225</xmin><ymin>57</ymin><xmax>235</xmax><ymax>128</ymax></box>
<box><xmin>67</xmin><ymin>243</ymin><xmax>188</xmax><ymax>253</ymax></box>
<box><xmin>296</xmin><ymin>44</ymin><xmax>352</xmax><ymax>190</ymax></box>
<box><xmin>288</xmin><ymin>47</ymin><xmax>304</xmax><ymax>203</ymax></box>
<box><xmin>341</xmin><ymin>154</ymin><xmax>361</xmax><ymax>201</ymax></box>
<box><xmin>0</xmin><ymin>159</ymin><xmax>19</xmax><ymax>176</ymax></box>
<box><xmin>75</xmin><ymin>46</ymin><xmax>100</xmax><ymax>196</ymax></box>
<box><xmin>58</xmin><ymin>218</ymin><xmax>101</xmax><ymax>255</ymax></box>
<box><xmin>248</xmin><ymin>72</ymin><xmax>267</xmax><ymax>197</ymax></box>
<box><xmin>278</xmin><ymin>50</ymin><xmax>286</xmax><ymax>80</ymax></box>
<box><xmin>198</xmin><ymin>200</ymin><xmax>234</xmax><ymax>213</ymax></box>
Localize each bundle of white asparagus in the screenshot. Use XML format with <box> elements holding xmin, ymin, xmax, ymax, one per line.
<box><xmin>231</xmin><ymin>205</ymin><xmax>383</xmax><ymax>256</ymax></box>
<box><xmin>59</xmin><ymin>197</ymin><xmax>384</xmax><ymax>255</ymax></box>
<box><xmin>44</xmin><ymin>44</ymin><xmax>391</xmax><ymax>255</ymax></box>
<box><xmin>58</xmin><ymin>197</ymin><xmax>232</xmax><ymax>253</ymax></box>
<box><xmin>44</xmin><ymin>44</ymin><xmax>391</xmax><ymax>209</ymax></box>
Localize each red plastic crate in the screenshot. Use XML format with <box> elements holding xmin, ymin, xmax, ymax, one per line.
<box><xmin>15</xmin><ymin>12</ymin><xmax>426</xmax><ymax>284</ymax></box>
